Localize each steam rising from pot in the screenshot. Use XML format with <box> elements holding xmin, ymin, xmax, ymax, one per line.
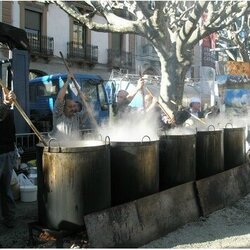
<box><xmin>99</xmin><ymin>110</ymin><xmax>159</xmax><ymax>142</ymax></box>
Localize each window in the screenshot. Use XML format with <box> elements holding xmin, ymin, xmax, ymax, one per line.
<box><xmin>29</xmin><ymin>81</ymin><xmax>58</xmax><ymax>102</ymax></box>
<box><xmin>79</xmin><ymin>79</ymin><xmax>98</xmax><ymax>103</ymax></box>
<box><xmin>25</xmin><ymin>9</ymin><xmax>42</xmax><ymax>53</ymax></box>
<box><xmin>25</xmin><ymin>9</ymin><xmax>41</xmax><ymax>35</ymax></box>
<box><xmin>73</xmin><ymin>22</ymin><xmax>87</xmax><ymax>45</ymax></box>
<box><xmin>98</xmin><ymin>84</ymin><xmax>108</xmax><ymax>111</ymax></box>
<box><xmin>112</xmin><ymin>33</ymin><xmax>122</xmax><ymax>54</ymax></box>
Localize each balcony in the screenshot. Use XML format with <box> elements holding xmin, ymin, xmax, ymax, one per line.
<box><xmin>67</xmin><ymin>41</ymin><xmax>98</xmax><ymax>65</ymax></box>
<box><xmin>26</xmin><ymin>32</ymin><xmax>54</xmax><ymax>58</ymax></box>
<box><xmin>107</xmin><ymin>49</ymin><xmax>132</xmax><ymax>69</ymax></box>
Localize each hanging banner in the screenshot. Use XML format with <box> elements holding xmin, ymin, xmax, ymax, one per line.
<box><xmin>201</xmin><ymin>34</ymin><xmax>217</xmax><ymax>69</ymax></box>
<box><xmin>225</xmin><ymin>61</ymin><xmax>250</xmax><ymax>77</ymax></box>
<box><xmin>200</xmin><ymin>13</ymin><xmax>217</xmax><ymax>69</ymax></box>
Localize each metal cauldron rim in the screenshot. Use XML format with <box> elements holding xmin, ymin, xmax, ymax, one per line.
<box><xmin>110</xmin><ymin>135</ymin><xmax>159</xmax><ymax>146</ymax></box>
<box><xmin>224</xmin><ymin>127</ymin><xmax>246</xmax><ymax>131</ymax></box>
<box><xmin>109</xmin><ymin>135</ymin><xmax>159</xmax><ymax>146</ymax></box>
<box><xmin>196</xmin><ymin>130</ymin><xmax>223</xmax><ymax>135</ymax></box>
<box><xmin>36</xmin><ymin>139</ymin><xmax>109</xmax><ymax>153</ymax></box>
<box><xmin>159</xmin><ymin>133</ymin><xmax>196</xmax><ymax>138</ymax></box>
<box><xmin>111</xmin><ymin>140</ymin><xmax>159</xmax><ymax>146</ymax></box>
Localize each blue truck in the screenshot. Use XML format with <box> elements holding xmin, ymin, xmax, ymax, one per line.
<box><xmin>29</xmin><ymin>73</ymin><xmax>109</xmax><ymax>132</ymax></box>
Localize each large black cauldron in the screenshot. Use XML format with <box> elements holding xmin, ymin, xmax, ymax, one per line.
<box><xmin>36</xmin><ymin>139</ymin><xmax>111</xmax><ymax>230</ymax></box>
<box><xmin>196</xmin><ymin>126</ymin><xmax>224</xmax><ymax>179</ymax></box>
<box><xmin>110</xmin><ymin>136</ymin><xmax>159</xmax><ymax>206</ymax></box>
<box><xmin>224</xmin><ymin>124</ymin><xmax>246</xmax><ymax>170</ymax></box>
<box><xmin>159</xmin><ymin>133</ymin><xmax>196</xmax><ymax>190</ymax></box>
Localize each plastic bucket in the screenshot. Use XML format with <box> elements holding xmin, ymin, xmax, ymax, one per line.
<box><xmin>28</xmin><ymin>173</ymin><xmax>37</xmax><ymax>185</ymax></box>
<box><xmin>20</xmin><ymin>185</ymin><xmax>37</xmax><ymax>202</ymax></box>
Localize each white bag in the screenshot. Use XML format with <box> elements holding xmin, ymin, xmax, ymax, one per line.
<box><xmin>11</xmin><ymin>170</ymin><xmax>19</xmax><ymax>185</ymax></box>
<box><xmin>11</xmin><ymin>170</ymin><xmax>20</xmax><ymax>200</ymax></box>
<box><xmin>17</xmin><ymin>173</ymin><xmax>34</xmax><ymax>186</ymax></box>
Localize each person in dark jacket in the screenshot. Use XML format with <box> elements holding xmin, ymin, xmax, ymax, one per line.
<box><xmin>143</xmin><ymin>94</ymin><xmax>191</xmax><ymax>130</ymax></box>
<box><xmin>0</xmin><ymin>87</ymin><xmax>17</xmax><ymax>228</ymax></box>
<box><xmin>112</xmin><ymin>77</ymin><xmax>144</xmax><ymax>120</ymax></box>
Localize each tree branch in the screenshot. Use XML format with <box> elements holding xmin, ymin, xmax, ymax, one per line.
<box><xmin>54</xmin><ymin>0</ymin><xmax>143</xmax><ymax>34</ymax></box>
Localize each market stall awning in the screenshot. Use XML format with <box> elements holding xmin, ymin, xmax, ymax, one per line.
<box><xmin>0</xmin><ymin>22</ymin><xmax>29</xmax><ymax>50</ymax></box>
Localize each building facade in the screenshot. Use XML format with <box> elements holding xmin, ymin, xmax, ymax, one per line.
<box><xmin>0</xmin><ymin>1</ymin><xmax>218</xmax><ymax>107</ymax></box>
<box><xmin>0</xmin><ymin>1</ymin><xmax>139</xmax><ymax>81</ymax></box>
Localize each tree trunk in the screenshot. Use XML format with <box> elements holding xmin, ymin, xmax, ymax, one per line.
<box><xmin>157</xmin><ymin>51</ymin><xmax>189</xmax><ymax>109</ymax></box>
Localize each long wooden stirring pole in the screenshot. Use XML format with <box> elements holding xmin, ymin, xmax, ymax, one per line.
<box><xmin>145</xmin><ymin>87</ymin><xmax>175</xmax><ymax>123</ymax></box>
<box><xmin>139</xmin><ymin>69</ymin><xmax>146</xmax><ymax>112</ymax></box>
<box><xmin>0</xmin><ymin>80</ymin><xmax>48</xmax><ymax>146</ymax></box>
<box><xmin>59</xmin><ymin>51</ymin><xmax>99</xmax><ymax>129</ymax></box>
<box><xmin>170</xmin><ymin>100</ymin><xmax>206</xmax><ymax>125</ymax></box>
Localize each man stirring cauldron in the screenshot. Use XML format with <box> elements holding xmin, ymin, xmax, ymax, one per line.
<box><xmin>112</xmin><ymin>77</ymin><xmax>144</xmax><ymax>119</ymax></box>
<box><xmin>49</xmin><ymin>73</ymin><xmax>87</xmax><ymax>140</ymax></box>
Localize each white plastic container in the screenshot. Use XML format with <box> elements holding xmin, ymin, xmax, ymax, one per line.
<box><xmin>28</xmin><ymin>173</ymin><xmax>37</xmax><ymax>185</ymax></box>
<box><xmin>29</xmin><ymin>167</ymin><xmax>37</xmax><ymax>174</ymax></box>
<box><xmin>20</xmin><ymin>185</ymin><xmax>37</xmax><ymax>202</ymax></box>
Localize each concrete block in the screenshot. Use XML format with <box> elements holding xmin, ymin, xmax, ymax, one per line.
<box><xmin>134</xmin><ymin>181</ymin><xmax>201</xmax><ymax>241</ymax></box>
<box><xmin>84</xmin><ymin>182</ymin><xmax>200</xmax><ymax>248</ymax></box>
<box><xmin>84</xmin><ymin>202</ymin><xmax>142</xmax><ymax>248</ymax></box>
<box><xmin>196</xmin><ymin>163</ymin><xmax>250</xmax><ymax>217</ymax></box>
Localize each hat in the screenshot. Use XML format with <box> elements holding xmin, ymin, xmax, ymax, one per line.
<box><xmin>190</xmin><ymin>97</ymin><xmax>201</xmax><ymax>103</ymax></box>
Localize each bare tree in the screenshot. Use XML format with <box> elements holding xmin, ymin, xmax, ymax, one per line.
<box><xmin>217</xmin><ymin>11</ymin><xmax>250</xmax><ymax>62</ymax></box>
<box><xmin>50</xmin><ymin>0</ymin><xmax>249</xmax><ymax>107</ymax></box>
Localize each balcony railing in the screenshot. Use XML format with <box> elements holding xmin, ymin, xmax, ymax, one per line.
<box><xmin>107</xmin><ymin>49</ymin><xmax>132</xmax><ymax>69</ymax></box>
<box><xmin>67</xmin><ymin>41</ymin><xmax>98</xmax><ymax>63</ymax></box>
<box><xmin>26</xmin><ymin>32</ymin><xmax>54</xmax><ymax>56</ymax></box>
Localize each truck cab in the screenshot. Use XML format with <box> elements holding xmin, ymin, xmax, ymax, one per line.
<box><xmin>29</xmin><ymin>73</ymin><xmax>109</xmax><ymax>132</ymax></box>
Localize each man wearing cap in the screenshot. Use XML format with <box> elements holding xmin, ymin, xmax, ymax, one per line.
<box><xmin>189</xmin><ymin>97</ymin><xmax>204</xmax><ymax>118</ymax></box>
